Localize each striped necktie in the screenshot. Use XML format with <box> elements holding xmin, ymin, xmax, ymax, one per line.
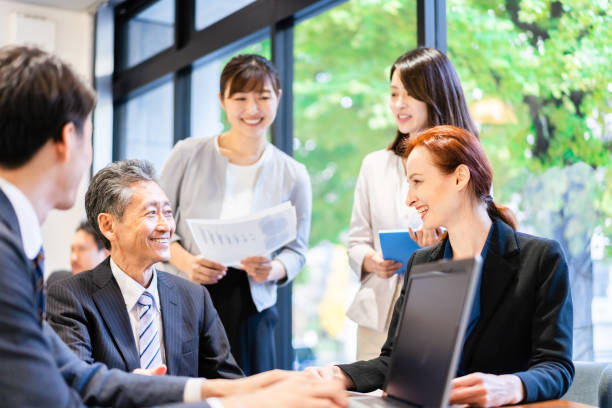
<box><xmin>33</xmin><ymin>247</ymin><xmax>46</xmax><ymax>324</ymax></box>
<box><xmin>137</xmin><ymin>291</ymin><xmax>162</xmax><ymax>369</ymax></box>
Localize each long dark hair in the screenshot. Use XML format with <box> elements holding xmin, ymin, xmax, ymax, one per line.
<box><xmin>388</xmin><ymin>48</ymin><xmax>478</xmax><ymax>156</ymax></box>
<box><xmin>403</xmin><ymin>125</ymin><xmax>517</xmax><ymax>229</ymax></box>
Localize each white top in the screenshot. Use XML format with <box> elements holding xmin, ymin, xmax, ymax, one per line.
<box><xmin>216</xmin><ymin>136</ymin><xmax>271</xmax><ymax>220</ymax></box>
<box><xmin>0</xmin><ymin>177</ymin><xmax>41</xmax><ymax>260</ymax></box>
<box><xmin>109</xmin><ymin>258</ymin><xmax>166</xmax><ymax>365</ymax></box>
<box><xmin>346</xmin><ymin>149</ymin><xmax>422</xmax><ymax>332</ymax></box>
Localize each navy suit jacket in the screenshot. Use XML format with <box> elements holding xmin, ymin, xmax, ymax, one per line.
<box><xmin>47</xmin><ymin>259</ymin><xmax>244</xmax><ymax>379</ymax></box>
<box><xmin>0</xmin><ymin>189</ymin><xmax>209</xmax><ymax>407</ymax></box>
<box><xmin>339</xmin><ymin>218</ymin><xmax>574</xmax><ymax>403</ymax></box>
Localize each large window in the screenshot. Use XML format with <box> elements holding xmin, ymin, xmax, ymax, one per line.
<box><xmin>446</xmin><ymin>0</ymin><xmax>612</xmax><ymax>361</ymax></box>
<box><xmin>121</xmin><ymin>0</ymin><xmax>175</xmax><ymax>69</ymax></box>
<box><xmin>292</xmin><ymin>0</ymin><xmax>418</xmax><ymax>367</ymax></box>
<box><xmin>115</xmin><ymin>75</ymin><xmax>174</xmax><ymax>173</ymax></box>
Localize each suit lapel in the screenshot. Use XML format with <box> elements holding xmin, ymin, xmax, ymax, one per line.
<box><xmin>463</xmin><ymin>218</ymin><xmax>520</xmax><ymax>366</ymax></box>
<box><xmin>158</xmin><ymin>272</ymin><xmax>181</xmax><ymax>376</ymax></box>
<box><xmin>92</xmin><ymin>260</ymin><xmax>141</xmax><ymax>371</ymax></box>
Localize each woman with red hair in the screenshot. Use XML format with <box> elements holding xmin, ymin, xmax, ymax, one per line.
<box><xmin>310</xmin><ymin>126</ymin><xmax>574</xmax><ymax>406</ymax></box>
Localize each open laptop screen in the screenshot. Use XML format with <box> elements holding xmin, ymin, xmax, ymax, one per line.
<box><xmin>384</xmin><ymin>258</ymin><xmax>480</xmax><ymax>408</ymax></box>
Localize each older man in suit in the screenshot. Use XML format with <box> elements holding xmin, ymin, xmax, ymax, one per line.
<box><xmin>0</xmin><ymin>44</ymin><xmax>347</xmax><ymax>408</ymax></box>
<box><xmin>47</xmin><ymin>159</ymin><xmax>244</xmax><ymax>380</ymax></box>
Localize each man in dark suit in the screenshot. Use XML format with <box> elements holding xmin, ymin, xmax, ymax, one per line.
<box><xmin>47</xmin><ymin>160</ymin><xmax>244</xmax><ymax>380</ymax></box>
<box><xmin>0</xmin><ymin>45</ymin><xmax>347</xmax><ymax>408</ymax></box>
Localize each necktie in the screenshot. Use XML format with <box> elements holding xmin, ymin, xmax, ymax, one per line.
<box><xmin>33</xmin><ymin>247</ymin><xmax>46</xmax><ymax>324</ymax></box>
<box><xmin>137</xmin><ymin>291</ymin><xmax>162</xmax><ymax>369</ymax></box>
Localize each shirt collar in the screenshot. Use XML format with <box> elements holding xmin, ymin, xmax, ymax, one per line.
<box><xmin>0</xmin><ymin>177</ymin><xmax>42</xmax><ymax>259</ymax></box>
<box><xmin>109</xmin><ymin>257</ymin><xmax>160</xmax><ymax>312</ymax></box>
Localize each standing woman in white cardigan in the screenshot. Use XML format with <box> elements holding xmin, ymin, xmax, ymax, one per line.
<box><xmin>160</xmin><ymin>54</ymin><xmax>311</xmax><ymax>375</ymax></box>
<box><xmin>346</xmin><ymin>48</ymin><xmax>479</xmax><ymax>360</ymax></box>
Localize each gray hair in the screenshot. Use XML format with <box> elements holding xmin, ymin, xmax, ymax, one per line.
<box><xmin>85</xmin><ymin>159</ymin><xmax>157</xmax><ymax>250</ymax></box>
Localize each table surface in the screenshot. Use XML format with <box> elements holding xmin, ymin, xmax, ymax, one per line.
<box><xmin>513</xmin><ymin>401</ymin><xmax>595</xmax><ymax>408</ymax></box>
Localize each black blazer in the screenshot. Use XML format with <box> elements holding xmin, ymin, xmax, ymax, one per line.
<box><xmin>47</xmin><ymin>258</ymin><xmax>244</xmax><ymax>379</ymax></box>
<box><xmin>340</xmin><ymin>218</ymin><xmax>574</xmax><ymax>403</ymax></box>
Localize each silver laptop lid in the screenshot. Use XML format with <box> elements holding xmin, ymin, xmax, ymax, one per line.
<box><xmin>384</xmin><ymin>257</ymin><xmax>482</xmax><ymax>408</ymax></box>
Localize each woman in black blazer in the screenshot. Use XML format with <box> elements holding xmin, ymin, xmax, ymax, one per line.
<box><xmin>309</xmin><ymin>125</ymin><xmax>573</xmax><ymax>406</ymax></box>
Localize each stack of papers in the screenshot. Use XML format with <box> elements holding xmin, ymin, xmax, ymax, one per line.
<box><xmin>187</xmin><ymin>202</ymin><xmax>297</xmax><ymax>265</ymax></box>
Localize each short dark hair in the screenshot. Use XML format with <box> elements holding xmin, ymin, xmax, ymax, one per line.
<box><xmin>0</xmin><ymin>45</ymin><xmax>96</xmax><ymax>168</ymax></box>
<box><xmin>85</xmin><ymin>160</ymin><xmax>156</xmax><ymax>250</ymax></box>
<box><xmin>76</xmin><ymin>221</ymin><xmax>106</xmax><ymax>250</ymax></box>
<box><xmin>388</xmin><ymin>47</ymin><xmax>478</xmax><ymax>156</ymax></box>
<box><xmin>220</xmin><ymin>54</ymin><xmax>280</xmax><ymax>98</ymax></box>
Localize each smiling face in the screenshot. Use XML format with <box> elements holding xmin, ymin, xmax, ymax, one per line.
<box><xmin>220</xmin><ymin>78</ymin><xmax>280</xmax><ymax>140</ymax></box>
<box><xmin>389</xmin><ymin>69</ymin><xmax>429</xmax><ymax>136</ymax></box>
<box><xmin>106</xmin><ymin>181</ymin><xmax>175</xmax><ymax>270</ymax></box>
<box><xmin>405</xmin><ymin>146</ymin><xmax>459</xmax><ymax>229</ymax></box>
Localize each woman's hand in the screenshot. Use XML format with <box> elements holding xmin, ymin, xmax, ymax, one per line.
<box><xmin>241</xmin><ymin>256</ymin><xmax>286</xmax><ymax>283</ymax></box>
<box><xmin>449</xmin><ymin>372</ymin><xmax>524</xmax><ymax>407</ymax></box>
<box><xmin>170</xmin><ymin>242</ymin><xmax>226</xmax><ymax>284</ymax></box>
<box><xmin>304</xmin><ymin>365</ymin><xmax>355</xmax><ymax>390</ymax></box>
<box><xmin>186</xmin><ymin>255</ymin><xmax>227</xmax><ymax>284</ymax></box>
<box><xmin>362</xmin><ymin>251</ymin><xmax>402</xmax><ymax>279</ymax></box>
<box><xmin>409</xmin><ymin>227</ymin><xmax>444</xmax><ymax>248</ymax></box>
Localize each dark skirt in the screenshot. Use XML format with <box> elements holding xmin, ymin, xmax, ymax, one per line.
<box><xmin>205</xmin><ymin>267</ymin><xmax>278</xmax><ymax>375</ymax></box>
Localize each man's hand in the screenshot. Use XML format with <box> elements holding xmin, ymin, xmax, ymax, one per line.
<box><xmin>362</xmin><ymin>251</ymin><xmax>402</xmax><ymax>279</ymax></box>
<box><xmin>132</xmin><ymin>364</ymin><xmax>167</xmax><ymax>376</ymax></box>
<box><xmin>201</xmin><ymin>369</ymin><xmax>293</xmax><ymax>398</ymax></box>
<box><xmin>219</xmin><ymin>374</ymin><xmax>348</xmax><ymax>408</ymax></box>
<box><xmin>304</xmin><ymin>365</ymin><xmax>355</xmax><ymax>390</ymax></box>
<box><xmin>408</xmin><ymin>227</ymin><xmax>444</xmax><ymax>248</ymax></box>
<box><xmin>449</xmin><ymin>372</ymin><xmax>524</xmax><ymax>407</ymax></box>
<box><xmin>186</xmin><ymin>254</ymin><xmax>227</xmax><ymax>284</ymax></box>
<box><xmin>240</xmin><ymin>257</ymin><xmax>286</xmax><ymax>283</ymax></box>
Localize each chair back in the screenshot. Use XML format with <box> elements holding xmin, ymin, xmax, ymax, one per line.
<box><xmin>562</xmin><ymin>361</ymin><xmax>612</xmax><ymax>408</ymax></box>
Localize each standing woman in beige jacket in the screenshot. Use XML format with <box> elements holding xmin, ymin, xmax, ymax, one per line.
<box><xmin>346</xmin><ymin>47</ymin><xmax>479</xmax><ymax>360</ymax></box>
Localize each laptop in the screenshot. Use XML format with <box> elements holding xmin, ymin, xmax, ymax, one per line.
<box><xmin>349</xmin><ymin>256</ymin><xmax>482</xmax><ymax>408</ymax></box>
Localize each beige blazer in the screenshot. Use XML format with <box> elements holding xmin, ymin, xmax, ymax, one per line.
<box><xmin>346</xmin><ymin>149</ymin><xmax>421</xmax><ymax>332</ymax></box>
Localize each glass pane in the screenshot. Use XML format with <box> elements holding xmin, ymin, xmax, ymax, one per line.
<box><xmin>190</xmin><ymin>38</ymin><xmax>271</xmax><ymax>139</ymax></box>
<box><xmin>293</xmin><ymin>0</ymin><xmax>418</xmax><ymax>367</ymax></box>
<box><xmin>121</xmin><ymin>75</ymin><xmax>174</xmax><ymax>174</ymax></box>
<box><xmin>195</xmin><ymin>0</ymin><xmax>256</xmax><ymax>31</ymax></box>
<box><xmin>123</xmin><ymin>0</ymin><xmax>175</xmax><ymax>68</ymax></box>
<box><xmin>447</xmin><ymin>1</ymin><xmax>612</xmax><ymax>361</ymax></box>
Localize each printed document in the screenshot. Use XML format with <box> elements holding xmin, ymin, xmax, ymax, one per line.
<box><xmin>187</xmin><ymin>202</ymin><xmax>297</xmax><ymax>265</ymax></box>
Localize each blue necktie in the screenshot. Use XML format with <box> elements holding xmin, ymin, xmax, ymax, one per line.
<box><xmin>137</xmin><ymin>291</ymin><xmax>162</xmax><ymax>369</ymax></box>
<box><xmin>33</xmin><ymin>247</ymin><xmax>46</xmax><ymax>324</ymax></box>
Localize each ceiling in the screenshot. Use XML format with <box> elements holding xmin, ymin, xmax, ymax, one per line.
<box><xmin>15</xmin><ymin>0</ymin><xmax>105</xmax><ymax>12</ymax></box>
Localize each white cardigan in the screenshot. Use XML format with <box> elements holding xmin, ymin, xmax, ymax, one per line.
<box><xmin>346</xmin><ymin>149</ymin><xmax>422</xmax><ymax>332</ymax></box>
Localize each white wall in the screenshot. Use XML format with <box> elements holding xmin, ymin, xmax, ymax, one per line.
<box><xmin>0</xmin><ymin>0</ymin><xmax>94</xmax><ymax>275</ymax></box>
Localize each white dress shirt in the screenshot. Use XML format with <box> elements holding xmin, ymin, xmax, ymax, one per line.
<box><xmin>0</xmin><ymin>177</ymin><xmax>41</xmax><ymax>260</ymax></box>
<box><xmin>109</xmin><ymin>258</ymin><xmax>166</xmax><ymax>364</ymax></box>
